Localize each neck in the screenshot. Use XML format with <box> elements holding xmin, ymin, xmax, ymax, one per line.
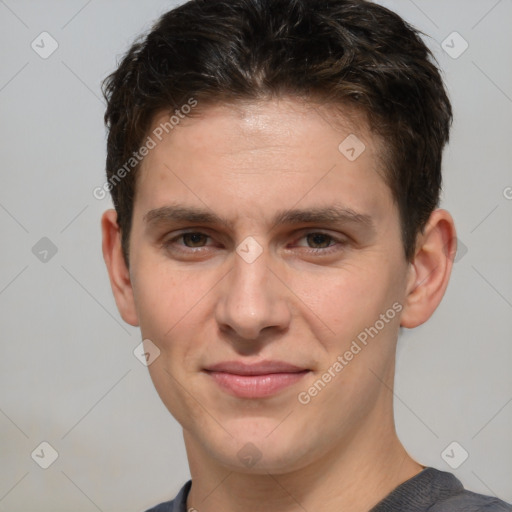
<box><xmin>183</xmin><ymin>407</ymin><xmax>423</xmax><ymax>512</ymax></box>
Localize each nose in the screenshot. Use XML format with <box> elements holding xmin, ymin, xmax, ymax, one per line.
<box><xmin>214</xmin><ymin>246</ymin><xmax>292</xmax><ymax>342</ymax></box>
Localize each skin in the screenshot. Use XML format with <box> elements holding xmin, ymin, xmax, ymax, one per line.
<box><xmin>102</xmin><ymin>98</ymin><xmax>457</xmax><ymax>512</ymax></box>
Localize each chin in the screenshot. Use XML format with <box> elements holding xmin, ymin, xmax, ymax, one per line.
<box><xmin>204</xmin><ymin>427</ymin><xmax>317</xmax><ymax>475</ymax></box>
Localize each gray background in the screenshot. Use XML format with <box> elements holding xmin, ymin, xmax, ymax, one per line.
<box><xmin>0</xmin><ymin>0</ymin><xmax>511</xmax><ymax>511</ymax></box>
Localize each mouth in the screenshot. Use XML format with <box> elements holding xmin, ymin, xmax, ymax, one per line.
<box><xmin>203</xmin><ymin>360</ymin><xmax>310</xmax><ymax>399</ymax></box>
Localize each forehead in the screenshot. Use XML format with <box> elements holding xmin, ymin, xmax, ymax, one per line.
<box><xmin>145</xmin><ymin>97</ymin><xmax>378</xmax><ymax>162</ymax></box>
<box><xmin>134</xmin><ymin>98</ymin><xmax>394</xmax><ymax>226</ymax></box>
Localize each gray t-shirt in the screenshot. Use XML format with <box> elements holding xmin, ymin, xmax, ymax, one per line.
<box><xmin>145</xmin><ymin>467</ymin><xmax>511</xmax><ymax>511</ymax></box>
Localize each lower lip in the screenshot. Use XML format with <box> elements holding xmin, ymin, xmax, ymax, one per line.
<box><xmin>206</xmin><ymin>371</ymin><xmax>309</xmax><ymax>398</ymax></box>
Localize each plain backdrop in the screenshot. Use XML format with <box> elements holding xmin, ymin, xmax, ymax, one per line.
<box><xmin>0</xmin><ymin>1</ymin><xmax>511</xmax><ymax>511</ymax></box>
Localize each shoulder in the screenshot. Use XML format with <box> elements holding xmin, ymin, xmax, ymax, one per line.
<box><xmin>371</xmin><ymin>467</ymin><xmax>511</xmax><ymax>512</ymax></box>
<box><xmin>144</xmin><ymin>501</ymin><xmax>174</xmax><ymax>512</ymax></box>
<box><xmin>430</xmin><ymin>489</ymin><xmax>512</xmax><ymax>511</ymax></box>
<box><xmin>143</xmin><ymin>480</ymin><xmax>192</xmax><ymax>512</ymax></box>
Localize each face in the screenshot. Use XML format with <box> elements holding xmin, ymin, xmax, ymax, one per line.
<box><xmin>113</xmin><ymin>98</ymin><xmax>416</xmax><ymax>473</ymax></box>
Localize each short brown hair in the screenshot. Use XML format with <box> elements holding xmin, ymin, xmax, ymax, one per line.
<box><xmin>102</xmin><ymin>0</ymin><xmax>452</xmax><ymax>264</ymax></box>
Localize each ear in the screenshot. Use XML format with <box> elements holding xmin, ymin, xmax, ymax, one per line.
<box><xmin>101</xmin><ymin>209</ymin><xmax>139</xmax><ymax>326</ymax></box>
<box><xmin>400</xmin><ymin>209</ymin><xmax>457</xmax><ymax>328</ymax></box>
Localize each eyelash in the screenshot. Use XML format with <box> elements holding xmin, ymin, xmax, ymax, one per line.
<box><xmin>162</xmin><ymin>231</ymin><xmax>347</xmax><ymax>256</ymax></box>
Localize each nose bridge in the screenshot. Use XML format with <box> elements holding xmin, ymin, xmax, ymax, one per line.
<box><xmin>215</xmin><ymin>242</ymin><xmax>290</xmax><ymax>339</ymax></box>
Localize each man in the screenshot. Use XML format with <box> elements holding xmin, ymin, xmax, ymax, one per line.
<box><xmin>100</xmin><ymin>0</ymin><xmax>511</xmax><ymax>510</ymax></box>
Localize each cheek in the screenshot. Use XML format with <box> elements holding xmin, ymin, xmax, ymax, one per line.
<box><xmin>287</xmin><ymin>260</ymin><xmax>400</xmax><ymax>344</ymax></box>
<box><xmin>130</xmin><ymin>257</ymin><xmax>221</xmax><ymax>372</ymax></box>
<box><xmin>132</xmin><ymin>265</ymin><xmax>212</xmax><ymax>426</ymax></box>
<box><xmin>130</xmin><ymin>260</ymin><xmax>192</xmax><ymax>344</ymax></box>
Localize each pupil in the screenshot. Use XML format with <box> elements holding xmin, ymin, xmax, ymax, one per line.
<box><xmin>308</xmin><ymin>233</ymin><xmax>330</xmax><ymax>248</ymax></box>
<box><xmin>184</xmin><ymin>233</ymin><xmax>205</xmax><ymax>247</ymax></box>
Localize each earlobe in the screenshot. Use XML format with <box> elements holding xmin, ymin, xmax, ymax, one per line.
<box><xmin>101</xmin><ymin>209</ymin><xmax>140</xmax><ymax>327</ymax></box>
<box><xmin>400</xmin><ymin>209</ymin><xmax>457</xmax><ymax>329</ymax></box>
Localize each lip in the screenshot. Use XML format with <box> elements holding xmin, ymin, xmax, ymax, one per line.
<box><xmin>204</xmin><ymin>360</ymin><xmax>310</xmax><ymax>398</ymax></box>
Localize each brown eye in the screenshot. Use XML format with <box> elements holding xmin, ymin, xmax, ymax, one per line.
<box><xmin>182</xmin><ymin>233</ymin><xmax>209</xmax><ymax>247</ymax></box>
<box><xmin>306</xmin><ymin>233</ymin><xmax>333</xmax><ymax>249</ymax></box>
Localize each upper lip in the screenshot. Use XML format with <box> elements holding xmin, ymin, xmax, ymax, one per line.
<box><xmin>204</xmin><ymin>360</ymin><xmax>308</xmax><ymax>375</ymax></box>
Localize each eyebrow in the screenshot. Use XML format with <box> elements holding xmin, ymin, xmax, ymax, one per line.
<box><xmin>144</xmin><ymin>204</ymin><xmax>375</xmax><ymax>233</ymax></box>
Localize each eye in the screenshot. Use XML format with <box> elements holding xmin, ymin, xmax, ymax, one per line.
<box><xmin>291</xmin><ymin>231</ymin><xmax>348</xmax><ymax>257</ymax></box>
<box><xmin>162</xmin><ymin>231</ymin><xmax>214</xmax><ymax>253</ymax></box>
<box><xmin>181</xmin><ymin>232</ymin><xmax>209</xmax><ymax>248</ymax></box>
<box><xmin>303</xmin><ymin>233</ymin><xmax>335</xmax><ymax>249</ymax></box>
<box><xmin>295</xmin><ymin>232</ymin><xmax>338</xmax><ymax>249</ymax></box>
